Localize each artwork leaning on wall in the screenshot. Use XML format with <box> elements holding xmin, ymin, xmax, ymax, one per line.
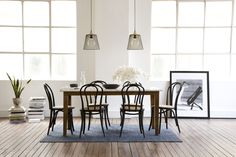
<box><xmin>170</xmin><ymin>71</ymin><xmax>210</xmax><ymax>118</ymax></box>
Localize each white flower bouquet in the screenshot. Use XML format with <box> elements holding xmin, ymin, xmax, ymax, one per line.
<box><xmin>112</xmin><ymin>66</ymin><xmax>142</xmax><ymax>83</ymax></box>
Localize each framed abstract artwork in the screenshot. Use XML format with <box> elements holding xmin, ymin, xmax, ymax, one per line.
<box><xmin>170</xmin><ymin>71</ymin><xmax>210</xmax><ymax>118</ymax></box>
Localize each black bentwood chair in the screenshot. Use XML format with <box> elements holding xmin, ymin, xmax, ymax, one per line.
<box><xmin>149</xmin><ymin>82</ymin><xmax>183</xmax><ymax>133</ymax></box>
<box><xmin>90</xmin><ymin>80</ymin><xmax>111</xmax><ymax>129</ymax></box>
<box><xmin>79</xmin><ymin>83</ymin><xmax>106</xmax><ymax>137</ymax></box>
<box><xmin>44</xmin><ymin>83</ymin><xmax>74</xmax><ymax>135</ymax></box>
<box><xmin>120</xmin><ymin>83</ymin><xmax>145</xmax><ymax>137</ymax></box>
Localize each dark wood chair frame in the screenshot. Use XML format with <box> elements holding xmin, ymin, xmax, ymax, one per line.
<box><xmin>120</xmin><ymin>83</ymin><xmax>145</xmax><ymax>137</ymax></box>
<box><xmin>149</xmin><ymin>82</ymin><xmax>183</xmax><ymax>133</ymax></box>
<box><xmin>90</xmin><ymin>80</ymin><xmax>110</xmax><ymax>129</ymax></box>
<box><xmin>44</xmin><ymin>83</ymin><xmax>74</xmax><ymax>135</ymax></box>
<box><xmin>79</xmin><ymin>83</ymin><xmax>106</xmax><ymax>137</ymax></box>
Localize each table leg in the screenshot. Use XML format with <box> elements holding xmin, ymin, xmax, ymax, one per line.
<box><xmin>68</xmin><ymin>96</ymin><xmax>72</xmax><ymax>130</ymax></box>
<box><xmin>150</xmin><ymin>95</ymin><xmax>154</xmax><ymax>129</ymax></box>
<box><xmin>152</xmin><ymin>92</ymin><xmax>160</xmax><ymax>135</ymax></box>
<box><xmin>63</xmin><ymin>93</ymin><xmax>69</xmax><ymax>136</ymax></box>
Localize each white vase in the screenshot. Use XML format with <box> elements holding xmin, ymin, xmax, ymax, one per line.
<box><xmin>79</xmin><ymin>71</ymin><xmax>86</xmax><ymax>87</ymax></box>
<box><xmin>9</xmin><ymin>98</ymin><xmax>25</xmax><ymax>112</ymax></box>
<box><xmin>12</xmin><ymin>98</ymin><xmax>22</xmax><ymax>107</ymax></box>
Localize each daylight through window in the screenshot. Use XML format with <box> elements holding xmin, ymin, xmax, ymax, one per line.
<box><xmin>0</xmin><ymin>0</ymin><xmax>77</xmax><ymax>80</ymax></box>
<box><xmin>151</xmin><ymin>0</ymin><xmax>235</xmax><ymax>80</ymax></box>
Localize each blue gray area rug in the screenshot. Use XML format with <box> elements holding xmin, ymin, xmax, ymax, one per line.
<box><xmin>40</xmin><ymin>125</ymin><xmax>182</xmax><ymax>143</ymax></box>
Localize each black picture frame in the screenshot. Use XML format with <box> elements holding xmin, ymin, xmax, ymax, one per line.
<box><xmin>170</xmin><ymin>71</ymin><xmax>210</xmax><ymax>118</ymax></box>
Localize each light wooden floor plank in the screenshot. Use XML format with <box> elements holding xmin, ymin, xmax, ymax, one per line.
<box><xmin>0</xmin><ymin>118</ymin><xmax>236</xmax><ymax>157</ymax></box>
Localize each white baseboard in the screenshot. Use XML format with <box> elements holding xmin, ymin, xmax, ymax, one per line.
<box><xmin>0</xmin><ymin>111</ymin><xmax>8</xmax><ymax>117</ymax></box>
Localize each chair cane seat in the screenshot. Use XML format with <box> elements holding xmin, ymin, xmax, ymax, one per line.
<box><xmin>121</xmin><ymin>104</ymin><xmax>142</xmax><ymax>111</ymax></box>
<box><xmin>52</xmin><ymin>106</ymin><xmax>74</xmax><ymax>110</ymax></box>
<box><xmin>84</xmin><ymin>105</ymin><xmax>105</xmax><ymax>111</ymax></box>
<box><xmin>159</xmin><ymin>104</ymin><xmax>175</xmax><ymax>109</ymax></box>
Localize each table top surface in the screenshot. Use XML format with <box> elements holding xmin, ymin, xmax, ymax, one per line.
<box><xmin>60</xmin><ymin>87</ymin><xmax>161</xmax><ymax>92</ymax></box>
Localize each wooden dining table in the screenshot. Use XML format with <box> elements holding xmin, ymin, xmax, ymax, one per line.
<box><xmin>61</xmin><ymin>87</ymin><xmax>160</xmax><ymax>136</ymax></box>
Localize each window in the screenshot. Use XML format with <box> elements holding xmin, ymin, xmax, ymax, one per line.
<box><xmin>151</xmin><ymin>0</ymin><xmax>234</xmax><ymax>80</ymax></box>
<box><xmin>0</xmin><ymin>0</ymin><xmax>77</xmax><ymax>80</ymax></box>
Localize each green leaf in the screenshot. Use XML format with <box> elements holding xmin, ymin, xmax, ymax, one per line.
<box><xmin>6</xmin><ymin>73</ymin><xmax>31</xmax><ymax>98</ymax></box>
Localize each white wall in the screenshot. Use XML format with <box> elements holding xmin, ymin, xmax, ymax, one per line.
<box><xmin>209</xmin><ymin>81</ymin><xmax>236</xmax><ymax>118</ymax></box>
<box><xmin>0</xmin><ymin>0</ymin><xmax>236</xmax><ymax>118</ymax></box>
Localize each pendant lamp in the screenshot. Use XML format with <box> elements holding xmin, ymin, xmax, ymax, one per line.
<box><xmin>83</xmin><ymin>0</ymin><xmax>100</xmax><ymax>50</ymax></box>
<box><xmin>127</xmin><ymin>0</ymin><xmax>143</xmax><ymax>50</ymax></box>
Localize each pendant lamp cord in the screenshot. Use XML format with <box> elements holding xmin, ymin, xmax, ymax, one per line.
<box><xmin>90</xmin><ymin>0</ymin><xmax>93</xmax><ymax>33</ymax></box>
<box><xmin>134</xmin><ymin>0</ymin><xmax>136</xmax><ymax>33</ymax></box>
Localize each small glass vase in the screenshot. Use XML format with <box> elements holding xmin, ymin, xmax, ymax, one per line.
<box><xmin>79</xmin><ymin>71</ymin><xmax>86</xmax><ymax>87</ymax></box>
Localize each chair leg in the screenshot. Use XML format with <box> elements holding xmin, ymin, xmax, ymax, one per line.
<box><xmin>47</xmin><ymin>111</ymin><xmax>53</xmax><ymax>135</ymax></box>
<box><xmin>172</xmin><ymin>110</ymin><xmax>181</xmax><ymax>133</ymax></box>
<box><xmin>104</xmin><ymin>107</ymin><xmax>108</xmax><ymax>130</ymax></box>
<box><xmin>141</xmin><ymin>111</ymin><xmax>145</xmax><ymax>138</ymax></box>
<box><xmin>69</xmin><ymin>110</ymin><xmax>75</xmax><ymax>131</ymax></box>
<box><xmin>159</xmin><ymin>109</ymin><xmax>163</xmax><ymax>132</ymax></box>
<box><xmin>119</xmin><ymin>111</ymin><xmax>125</xmax><ymax>137</ymax></box>
<box><xmin>79</xmin><ymin>111</ymin><xmax>85</xmax><ymax>137</ymax></box>
<box><xmin>148</xmin><ymin>107</ymin><xmax>153</xmax><ymax>131</ymax></box>
<box><xmin>100</xmin><ymin>111</ymin><xmax>105</xmax><ymax>137</ymax></box>
<box><xmin>88</xmin><ymin>112</ymin><xmax>91</xmax><ymax>131</ymax></box>
<box><xmin>52</xmin><ymin>111</ymin><xmax>58</xmax><ymax>131</ymax></box>
<box><xmin>71</xmin><ymin>111</ymin><xmax>75</xmax><ymax>131</ymax></box>
<box><xmin>68</xmin><ymin>110</ymin><xmax>73</xmax><ymax>135</ymax></box>
<box><xmin>69</xmin><ymin>119</ymin><xmax>73</xmax><ymax>135</ymax></box>
<box><xmin>83</xmin><ymin>112</ymin><xmax>86</xmax><ymax>134</ymax></box>
<box><xmin>138</xmin><ymin>111</ymin><xmax>142</xmax><ymax>134</ymax></box>
<box><xmin>139</xmin><ymin>110</ymin><xmax>145</xmax><ymax>138</ymax></box>
<box><xmin>51</xmin><ymin>112</ymin><xmax>55</xmax><ymax>131</ymax></box>
<box><xmin>164</xmin><ymin>111</ymin><xmax>168</xmax><ymax>129</ymax></box>
<box><xmin>120</xmin><ymin>110</ymin><xmax>123</xmax><ymax>126</ymax></box>
<box><xmin>105</xmin><ymin>106</ymin><xmax>111</xmax><ymax>126</ymax></box>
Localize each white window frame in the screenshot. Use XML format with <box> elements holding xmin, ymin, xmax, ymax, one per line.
<box><xmin>0</xmin><ymin>0</ymin><xmax>77</xmax><ymax>80</ymax></box>
<box><xmin>151</xmin><ymin>0</ymin><xmax>235</xmax><ymax>81</ymax></box>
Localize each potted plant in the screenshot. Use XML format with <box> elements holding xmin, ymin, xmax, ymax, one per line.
<box><xmin>7</xmin><ymin>73</ymin><xmax>31</xmax><ymax>108</ymax></box>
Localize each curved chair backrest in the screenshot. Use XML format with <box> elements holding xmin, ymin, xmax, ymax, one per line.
<box><xmin>44</xmin><ymin>83</ymin><xmax>55</xmax><ymax>110</ymax></box>
<box><xmin>79</xmin><ymin>83</ymin><xmax>104</xmax><ymax>111</ymax></box>
<box><xmin>90</xmin><ymin>80</ymin><xmax>107</xmax><ymax>103</ymax></box>
<box><xmin>166</xmin><ymin>82</ymin><xmax>183</xmax><ymax>110</ymax></box>
<box><xmin>121</xmin><ymin>83</ymin><xmax>145</xmax><ymax>110</ymax></box>
<box><xmin>122</xmin><ymin>81</ymin><xmax>131</xmax><ymax>87</ymax></box>
<box><xmin>123</xmin><ymin>81</ymin><xmax>142</xmax><ymax>101</ymax></box>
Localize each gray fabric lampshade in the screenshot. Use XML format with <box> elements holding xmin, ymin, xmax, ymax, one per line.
<box><xmin>83</xmin><ymin>33</ymin><xmax>100</xmax><ymax>50</ymax></box>
<box><xmin>127</xmin><ymin>33</ymin><xmax>143</xmax><ymax>50</ymax></box>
